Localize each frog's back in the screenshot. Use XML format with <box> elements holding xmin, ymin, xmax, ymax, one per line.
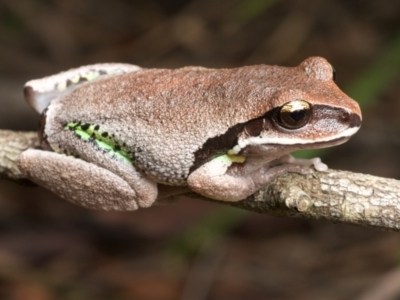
<box><xmin>56</xmin><ymin>66</ymin><xmax>279</xmax><ymax>127</ymax></box>
<box><xmin>42</xmin><ymin>66</ymin><xmax>279</xmax><ymax>184</ymax></box>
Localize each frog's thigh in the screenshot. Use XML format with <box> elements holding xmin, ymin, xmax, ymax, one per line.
<box><xmin>19</xmin><ymin>149</ymin><xmax>157</xmax><ymax>211</ymax></box>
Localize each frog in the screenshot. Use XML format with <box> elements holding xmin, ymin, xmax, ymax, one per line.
<box><xmin>18</xmin><ymin>57</ymin><xmax>362</xmax><ymax>211</ymax></box>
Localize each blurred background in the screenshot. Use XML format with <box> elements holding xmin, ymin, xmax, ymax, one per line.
<box><xmin>1</xmin><ymin>0</ymin><xmax>400</xmax><ymax>299</ymax></box>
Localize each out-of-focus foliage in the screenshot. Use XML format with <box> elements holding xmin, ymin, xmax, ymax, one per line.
<box><xmin>346</xmin><ymin>30</ymin><xmax>400</xmax><ymax>108</ymax></box>
<box><xmin>1</xmin><ymin>0</ymin><xmax>400</xmax><ymax>299</ymax></box>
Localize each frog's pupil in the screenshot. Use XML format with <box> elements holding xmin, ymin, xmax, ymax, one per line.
<box><xmin>290</xmin><ymin>110</ymin><xmax>305</xmax><ymax>122</ymax></box>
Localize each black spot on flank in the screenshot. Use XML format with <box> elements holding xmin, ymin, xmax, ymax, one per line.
<box><xmin>94</xmin><ymin>125</ymin><xmax>100</xmax><ymax>131</ymax></box>
<box><xmin>75</xmin><ymin>133</ymin><xmax>82</xmax><ymax>139</ymax></box>
<box><xmin>115</xmin><ymin>145</ymin><xmax>121</xmax><ymax>151</ymax></box>
<box><xmin>122</xmin><ymin>142</ymin><xmax>127</xmax><ymax>147</ymax></box>
<box><xmin>81</xmin><ymin>123</ymin><xmax>90</xmax><ymax>131</ymax></box>
<box><xmin>101</xmin><ymin>132</ymin><xmax>109</xmax><ymax>138</ymax></box>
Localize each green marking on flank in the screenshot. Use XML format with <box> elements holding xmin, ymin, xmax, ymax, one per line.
<box><xmin>212</xmin><ymin>152</ymin><xmax>246</xmax><ymax>164</ymax></box>
<box><xmin>95</xmin><ymin>139</ymin><xmax>114</xmax><ymax>152</ymax></box>
<box><xmin>74</xmin><ymin>129</ymin><xmax>91</xmax><ymax>141</ymax></box>
<box><xmin>64</xmin><ymin>122</ymin><xmax>133</xmax><ymax>165</ymax></box>
<box><xmin>214</xmin><ymin>153</ymin><xmax>245</xmax><ymax>164</ymax></box>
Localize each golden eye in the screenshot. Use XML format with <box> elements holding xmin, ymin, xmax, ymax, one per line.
<box><xmin>276</xmin><ymin>100</ymin><xmax>312</xmax><ymax>129</ymax></box>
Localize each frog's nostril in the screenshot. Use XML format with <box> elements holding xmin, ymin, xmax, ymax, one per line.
<box><xmin>339</xmin><ymin>111</ymin><xmax>350</xmax><ymax>123</ymax></box>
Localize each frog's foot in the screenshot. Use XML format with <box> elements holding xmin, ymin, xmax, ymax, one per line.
<box><xmin>187</xmin><ymin>153</ymin><xmax>323</xmax><ymax>202</ymax></box>
<box><xmin>188</xmin><ymin>162</ymin><xmax>309</xmax><ymax>202</ymax></box>
<box><xmin>19</xmin><ymin>149</ymin><xmax>157</xmax><ymax>211</ymax></box>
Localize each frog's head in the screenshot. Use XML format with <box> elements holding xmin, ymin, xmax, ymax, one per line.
<box><xmin>230</xmin><ymin>57</ymin><xmax>362</xmax><ymax>156</ymax></box>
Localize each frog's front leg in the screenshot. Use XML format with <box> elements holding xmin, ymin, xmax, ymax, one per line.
<box><xmin>19</xmin><ymin>149</ymin><xmax>158</xmax><ymax>211</ymax></box>
<box><xmin>187</xmin><ymin>154</ymin><xmax>315</xmax><ymax>202</ymax></box>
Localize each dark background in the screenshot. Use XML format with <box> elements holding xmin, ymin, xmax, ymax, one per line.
<box><xmin>1</xmin><ymin>0</ymin><xmax>400</xmax><ymax>299</ymax></box>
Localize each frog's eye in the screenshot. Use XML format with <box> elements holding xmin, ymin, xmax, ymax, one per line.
<box><xmin>275</xmin><ymin>100</ymin><xmax>312</xmax><ymax>129</ymax></box>
<box><xmin>331</xmin><ymin>64</ymin><xmax>336</xmax><ymax>81</ymax></box>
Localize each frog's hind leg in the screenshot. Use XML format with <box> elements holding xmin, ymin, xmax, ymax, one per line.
<box><xmin>19</xmin><ymin>149</ymin><xmax>157</xmax><ymax>211</ymax></box>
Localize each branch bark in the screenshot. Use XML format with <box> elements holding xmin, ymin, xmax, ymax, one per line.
<box><xmin>1</xmin><ymin>129</ymin><xmax>399</xmax><ymax>232</ymax></box>
<box><xmin>0</xmin><ymin>130</ymin><xmax>39</xmax><ymax>184</ymax></box>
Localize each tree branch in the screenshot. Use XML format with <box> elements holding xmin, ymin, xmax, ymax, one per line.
<box><xmin>1</xmin><ymin>129</ymin><xmax>399</xmax><ymax>232</ymax></box>
<box><xmin>189</xmin><ymin>170</ymin><xmax>400</xmax><ymax>232</ymax></box>
<box><xmin>0</xmin><ymin>130</ymin><xmax>39</xmax><ymax>184</ymax></box>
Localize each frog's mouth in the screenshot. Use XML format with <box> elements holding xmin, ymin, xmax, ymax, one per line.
<box><xmin>242</xmin><ymin>135</ymin><xmax>352</xmax><ymax>157</ymax></box>
<box><xmin>293</xmin><ymin>135</ymin><xmax>351</xmax><ymax>150</ymax></box>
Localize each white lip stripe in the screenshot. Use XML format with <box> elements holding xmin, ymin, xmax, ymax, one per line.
<box><xmin>230</xmin><ymin>126</ymin><xmax>360</xmax><ymax>154</ymax></box>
